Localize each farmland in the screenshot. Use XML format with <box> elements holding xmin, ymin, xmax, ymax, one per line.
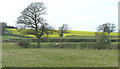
<box><xmin>2</xmin><ymin>43</ymin><xmax>118</xmax><ymax>67</ymax></box>
<box><xmin>0</xmin><ymin>0</ymin><xmax>119</xmax><ymax>68</ymax></box>
<box><xmin>6</xmin><ymin>28</ymin><xmax>118</xmax><ymax>38</ymax></box>
<box><xmin>1</xmin><ymin>28</ymin><xmax>118</xmax><ymax>67</ymax></box>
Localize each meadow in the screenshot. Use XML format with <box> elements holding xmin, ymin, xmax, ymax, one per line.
<box><xmin>2</xmin><ymin>43</ymin><xmax>118</xmax><ymax>67</ymax></box>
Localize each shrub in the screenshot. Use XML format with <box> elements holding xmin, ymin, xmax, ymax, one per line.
<box><xmin>95</xmin><ymin>32</ymin><xmax>110</xmax><ymax>50</ymax></box>
<box><xmin>49</xmin><ymin>43</ymin><xmax>77</xmax><ymax>49</ymax></box>
<box><xmin>79</xmin><ymin>43</ymin><xmax>95</xmax><ymax>49</ymax></box>
<box><xmin>17</xmin><ymin>40</ymin><xmax>30</xmax><ymax>48</ymax></box>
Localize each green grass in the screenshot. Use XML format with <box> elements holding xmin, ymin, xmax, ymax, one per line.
<box><xmin>49</xmin><ymin>36</ymin><xmax>95</xmax><ymax>39</ymax></box>
<box><xmin>2</xmin><ymin>35</ymin><xmax>21</xmax><ymax>40</ymax></box>
<box><xmin>111</xmin><ymin>42</ymin><xmax>118</xmax><ymax>44</ymax></box>
<box><xmin>2</xmin><ymin>35</ymin><xmax>118</xmax><ymax>41</ymax></box>
<box><xmin>2</xmin><ymin>35</ymin><xmax>33</xmax><ymax>40</ymax></box>
<box><xmin>2</xmin><ymin>42</ymin><xmax>118</xmax><ymax>67</ymax></box>
<box><xmin>0</xmin><ymin>36</ymin><xmax>2</xmax><ymax>40</ymax></box>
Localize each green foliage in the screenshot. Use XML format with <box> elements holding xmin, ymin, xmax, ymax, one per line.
<box><xmin>97</xmin><ymin>23</ymin><xmax>116</xmax><ymax>36</ymax></box>
<box><xmin>95</xmin><ymin>32</ymin><xmax>111</xmax><ymax>49</ymax></box>
<box><xmin>17</xmin><ymin>40</ymin><xmax>30</xmax><ymax>48</ymax></box>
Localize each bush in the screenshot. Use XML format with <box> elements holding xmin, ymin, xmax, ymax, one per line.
<box><xmin>17</xmin><ymin>40</ymin><xmax>30</xmax><ymax>48</ymax></box>
<box><xmin>79</xmin><ymin>43</ymin><xmax>95</xmax><ymax>49</ymax></box>
<box><xmin>95</xmin><ymin>32</ymin><xmax>110</xmax><ymax>50</ymax></box>
<box><xmin>49</xmin><ymin>43</ymin><xmax>77</xmax><ymax>49</ymax></box>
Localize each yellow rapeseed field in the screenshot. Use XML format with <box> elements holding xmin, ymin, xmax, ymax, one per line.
<box><xmin>6</xmin><ymin>29</ymin><xmax>118</xmax><ymax>37</ymax></box>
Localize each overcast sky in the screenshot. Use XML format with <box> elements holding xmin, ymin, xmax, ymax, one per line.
<box><xmin>0</xmin><ymin>0</ymin><xmax>119</xmax><ymax>31</ymax></box>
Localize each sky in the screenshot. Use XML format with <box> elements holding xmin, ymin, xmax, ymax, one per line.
<box><xmin>0</xmin><ymin>0</ymin><xmax>119</xmax><ymax>32</ymax></box>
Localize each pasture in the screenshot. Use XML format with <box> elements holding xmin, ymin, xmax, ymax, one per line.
<box><xmin>2</xmin><ymin>43</ymin><xmax>118</xmax><ymax>67</ymax></box>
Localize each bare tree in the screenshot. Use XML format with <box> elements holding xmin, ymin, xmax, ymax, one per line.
<box><xmin>17</xmin><ymin>2</ymin><xmax>54</xmax><ymax>48</ymax></box>
<box><xmin>59</xmin><ymin>24</ymin><xmax>69</xmax><ymax>37</ymax></box>
<box><xmin>97</xmin><ymin>23</ymin><xmax>116</xmax><ymax>36</ymax></box>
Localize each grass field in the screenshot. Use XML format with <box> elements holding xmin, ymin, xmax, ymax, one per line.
<box><xmin>2</xmin><ymin>43</ymin><xmax>118</xmax><ymax>67</ymax></box>
<box><xmin>2</xmin><ymin>35</ymin><xmax>21</xmax><ymax>40</ymax></box>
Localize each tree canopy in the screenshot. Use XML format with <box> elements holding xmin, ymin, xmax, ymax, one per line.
<box><xmin>97</xmin><ymin>23</ymin><xmax>116</xmax><ymax>36</ymax></box>
<box><xmin>59</xmin><ymin>24</ymin><xmax>69</xmax><ymax>37</ymax></box>
<box><xmin>17</xmin><ymin>2</ymin><xmax>54</xmax><ymax>48</ymax></box>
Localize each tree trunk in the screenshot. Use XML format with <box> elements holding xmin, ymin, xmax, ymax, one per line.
<box><xmin>108</xmin><ymin>33</ymin><xmax>110</xmax><ymax>37</ymax></box>
<box><xmin>60</xmin><ymin>31</ymin><xmax>63</xmax><ymax>37</ymax></box>
<box><xmin>37</xmin><ymin>38</ymin><xmax>41</xmax><ymax>48</ymax></box>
